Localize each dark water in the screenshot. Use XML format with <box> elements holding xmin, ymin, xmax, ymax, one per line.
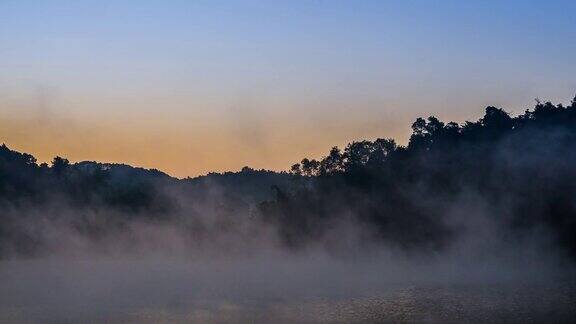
<box><xmin>0</xmin><ymin>259</ymin><xmax>574</xmax><ymax>323</ymax></box>
<box><xmin>3</xmin><ymin>284</ymin><xmax>574</xmax><ymax>323</ymax></box>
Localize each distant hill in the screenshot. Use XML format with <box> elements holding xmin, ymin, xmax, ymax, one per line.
<box><xmin>74</xmin><ymin>161</ymin><xmax>172</xmax><ymax>182</ymax></box>
<box><xmin>185</xmin><ymin>167</ymin><xmax>295</xmax><ymax>203</ymax></box>
<box><xmin>0</xmin><ymin>145</ymin><xmax>293</xmax><ymax>207</ymax></box>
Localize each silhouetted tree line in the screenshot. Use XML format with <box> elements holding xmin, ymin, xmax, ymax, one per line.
<box><xmin>261</xmin><ymin>97</ymin><xmax>576</xmax><ymax>258</ymax></box>
<box><xmin>0</xmin><ymin>147</ymin><xmax>172</xmax><ymax>213</ymax></box>
<box><xmin>1</xmin><ymin>96</ymin><xmax>576</xmax><ymax>259</ymax></box>
<box><xmin>0</xmin><ymin>146</ymin><xmax>293</xmax><ymax>256</ymax></box>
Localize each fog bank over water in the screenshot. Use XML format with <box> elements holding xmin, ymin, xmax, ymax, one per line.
<box><xmin>0</xmin><ymin>200</ymin><xmax>573</xmax><ymax>323</ymax></box>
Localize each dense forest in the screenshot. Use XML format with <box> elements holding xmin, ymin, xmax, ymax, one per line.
<box><xmin>1</xmin><ymin>97</ymin><xmax>576</xmax><ymax>260</ymax></box>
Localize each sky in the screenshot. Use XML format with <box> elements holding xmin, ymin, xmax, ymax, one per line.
<box><xmin>1</xmin><ymin>0</ymin><xmax>575</xmax><ymax>177</ymax></box>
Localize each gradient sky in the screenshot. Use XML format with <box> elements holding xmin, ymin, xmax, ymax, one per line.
<box><xmin>1</xmin><ymin>0</ymin><xmax>575</xmax><ymax>177</ymax></box>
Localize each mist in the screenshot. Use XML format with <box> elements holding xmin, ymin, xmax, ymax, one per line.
<box><xmin>1</xmin><ymin>98</ymin><xmax>576</xmax><ymax>322</ymax></box>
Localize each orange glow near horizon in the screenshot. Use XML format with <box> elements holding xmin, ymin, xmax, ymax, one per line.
<box><xmin>0</xmin><ymin>111</ymin><xmax>411</xmax><ymax>178</ymax></box>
